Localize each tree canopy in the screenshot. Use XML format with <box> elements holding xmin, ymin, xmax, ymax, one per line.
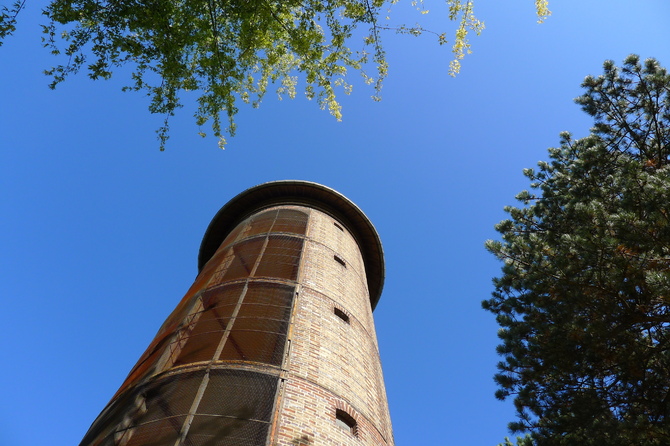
<box><xmin>1</xmin><ymin>0</ymin><xmax>548</xmax><ymax>149</ymax></box>
<box><xmin>484</xmin><ymin>55</ymin><xmax>670</xmax><ymax>445</ymax></box>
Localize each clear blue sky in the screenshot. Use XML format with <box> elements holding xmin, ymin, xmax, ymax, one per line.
<box><xmin>2</xmin><ymin>1</ymin><xmax>669</xmax><ymax>445</ymax></box>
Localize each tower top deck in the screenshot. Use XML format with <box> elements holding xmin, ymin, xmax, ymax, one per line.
<box><xmin>198</xmin><ymin>180</ymin><xmax>385</xmax><ymax>310</ymax></box>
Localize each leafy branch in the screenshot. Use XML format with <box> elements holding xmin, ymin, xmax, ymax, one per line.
<box><xmin>4</xmin><ymin>0</ymin><xmax>550</xmax><ymax>149</ymax></box>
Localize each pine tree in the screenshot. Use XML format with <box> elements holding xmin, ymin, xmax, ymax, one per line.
<box><xmin>484</xmin><ymin>55</ymin><xmax>670</xmax><ymax>445</ymax></box>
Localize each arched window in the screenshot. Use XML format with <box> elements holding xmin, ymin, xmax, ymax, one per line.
<box><xmin>334</xmin><ymin>254</ymin><xmax>346</xmax><ymax>267</ymax></box>
<box><xmin>334</xmin><ymin>307</ymin><xmax>350</xmax><ymax>324</ymax></box>
<box><xmin>335</xmin><ymin>409</ymin><xmax>358</xmax><ymax>437</ymax></box>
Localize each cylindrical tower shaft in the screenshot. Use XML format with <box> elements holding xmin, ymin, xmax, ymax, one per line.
<box><xmin>80</xmin><ymin>181</ymin><xmax>393</xmax><ymax>446</ymax></box>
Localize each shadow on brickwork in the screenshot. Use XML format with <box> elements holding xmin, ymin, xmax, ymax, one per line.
<box><xmin>290</xmin><ymin>434</ymin><xmax>312</xmax><ymax>445</ymax></box>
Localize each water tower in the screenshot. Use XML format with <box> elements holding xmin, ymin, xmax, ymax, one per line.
<box><xmin>80</xmin><ymin>180</ymin><xmax>394</xmax><ymax>446</ymax></box>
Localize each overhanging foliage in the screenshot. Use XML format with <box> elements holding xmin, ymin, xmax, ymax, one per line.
<box><xmin>1</xmin><ymin>0</ymin><xmax>550</xmax><ymax>149</ymax></box>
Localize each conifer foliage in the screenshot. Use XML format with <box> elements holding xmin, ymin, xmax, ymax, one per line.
<box><xmin>484</xmin><ymin>55</ymin><xmax>670</xmax><ymax>445</ymax></box>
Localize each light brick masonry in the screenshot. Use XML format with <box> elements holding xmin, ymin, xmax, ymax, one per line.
<box><xmin>273</xmin><ymin>207</ymin><xmax>393</xmax><ymax>446</ymax></box>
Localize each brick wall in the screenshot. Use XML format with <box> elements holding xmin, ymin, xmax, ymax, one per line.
<box><xmin>273</xmin><ymin>208</ymin><xmax>394</xmax><ymax>446</ymax></box>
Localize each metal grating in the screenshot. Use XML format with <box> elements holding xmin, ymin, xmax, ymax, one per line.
<box><xmin>81</xmin><ymin>208</ymin><xmax>309</xmax><ymax>446</ymax></box>
<box><xmin>82</xmin><ymin>369</ymin><xmax>278</xmax><ymax>446</ymax></box>
<box><xmin>172</xmin><ymin>282</ymin><xmax>294</xmax><ymax>367</ymax></box>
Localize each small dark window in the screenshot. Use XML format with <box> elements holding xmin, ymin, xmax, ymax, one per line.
<box><xmin>334</xmin><ymin>255</ymin><xmax>346</xmax><ymax>267</ymax></box>
<box><xmin>333</xmin><ymin>222</ymin><xmax>344</xmax><ymax>231</ymax></box>
<box><xmin>334</xmin><ymin>307</ymin><xmax>350</xmax><ymax>324</ymax></box>
<box><xmin>335</xmin><ymin>409</ymin><xmax>358</xmax><ymax>436</ymax></box>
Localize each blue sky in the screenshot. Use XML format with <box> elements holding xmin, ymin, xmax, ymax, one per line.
<box><xmin>2</xmin><ymin>1</ymin><xmax>670</xmax><ymax>445</ymax></box>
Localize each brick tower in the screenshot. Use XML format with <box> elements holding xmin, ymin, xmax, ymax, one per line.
<box><xmin>80</xmin><ymin>180</ymin><xmax>394</xmax><ymax>446</ymax></box>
